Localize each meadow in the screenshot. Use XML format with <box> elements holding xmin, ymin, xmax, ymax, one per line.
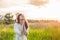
<box><xmin>0</xmin><ymin>22</ymin><xmax>60</xmax><ymax>40</ymax></box>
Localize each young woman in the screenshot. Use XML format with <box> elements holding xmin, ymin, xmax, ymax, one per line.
<box><xmin>14</xmin><ymin>13</ymin><xmax>29</xmax><ymax>40</ymax></box>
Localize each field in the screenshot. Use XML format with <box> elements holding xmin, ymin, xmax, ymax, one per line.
<box><xmin>0</xmin><ymin>22</ymin><xmax>60</xmax><ymax>40</ymax></box>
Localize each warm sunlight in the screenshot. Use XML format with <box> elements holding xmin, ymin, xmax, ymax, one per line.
<box><xmin>0</xmin><ymin>0</ymin><xmax>60</xmax><ymax>21</ymax></box>
<box><xmin>0</xmin><ymin>0</ymin><xmax>60</xmax><ymax>40</ymax></box>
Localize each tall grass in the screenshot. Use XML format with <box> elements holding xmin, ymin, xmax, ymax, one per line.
<box><xmin>0</xmin><ymin>24</ymin><xmax>60</xmax><ymax>40</ymax></box>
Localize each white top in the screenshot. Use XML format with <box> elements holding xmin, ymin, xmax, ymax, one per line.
<box><xmin>14</xmin><ymin>23</ymin><xmax>29</xmax><ymax>40</ymax></box>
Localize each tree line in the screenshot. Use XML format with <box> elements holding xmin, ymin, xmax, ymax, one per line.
<box><xmin>0</xmin><ymin>13</ymin><xmax>15</xmax><ymax>24</ymax></box>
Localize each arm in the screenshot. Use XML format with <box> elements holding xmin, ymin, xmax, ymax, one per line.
<box><xmin>23</xmin><ymin>26</ymin><xmax>29</xmax><ymax>36</ymax></box>
<box><xmin>26</xmin><ymin>28</ymin><xmax>29</xmax><ymax>35</ymax></box>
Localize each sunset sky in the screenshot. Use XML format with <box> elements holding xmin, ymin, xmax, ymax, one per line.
<box><xmin>0</xmin><ymin>0</ymin><xmax>60</xmax><ymax>21</ymax></box>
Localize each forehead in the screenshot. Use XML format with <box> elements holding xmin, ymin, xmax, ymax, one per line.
<box><xmin>20</xmin><ymin>15</ymin><xmax>24</xmax><ymax>17</ymax></box>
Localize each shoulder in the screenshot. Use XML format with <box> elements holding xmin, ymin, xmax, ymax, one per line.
<box><xmin>14</xmin><ymin>23</ymin><xmax>18</xmax><ymax>26</ymax></box>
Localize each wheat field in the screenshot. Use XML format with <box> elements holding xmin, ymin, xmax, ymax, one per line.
<box><xmin>0</xmin><ymin>23</ymin><xmax>60</xmax><ymax>40</ymax></box>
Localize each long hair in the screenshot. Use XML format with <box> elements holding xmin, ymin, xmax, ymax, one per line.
<box><xmin>16</xmin><ymin>14</ymin><xmax>28</xmax><ymax>29</ymax></box>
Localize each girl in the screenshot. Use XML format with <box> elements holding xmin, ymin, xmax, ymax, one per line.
<box><xmin>14</xmin><ymin>13</ymin><xmax>29</xmax><ymax>40</ymax></box>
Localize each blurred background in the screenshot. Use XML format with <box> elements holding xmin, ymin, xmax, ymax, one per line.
<box><xmin>0</xmin><ymin>0</ymin><xmax>60</xmax><ymax>40</ymax></box>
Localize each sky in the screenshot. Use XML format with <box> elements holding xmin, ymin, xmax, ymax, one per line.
<box><xmin>0</xmin><ymin>0</ymin><xmax>60</xmax><ymax>21</ymax></box>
